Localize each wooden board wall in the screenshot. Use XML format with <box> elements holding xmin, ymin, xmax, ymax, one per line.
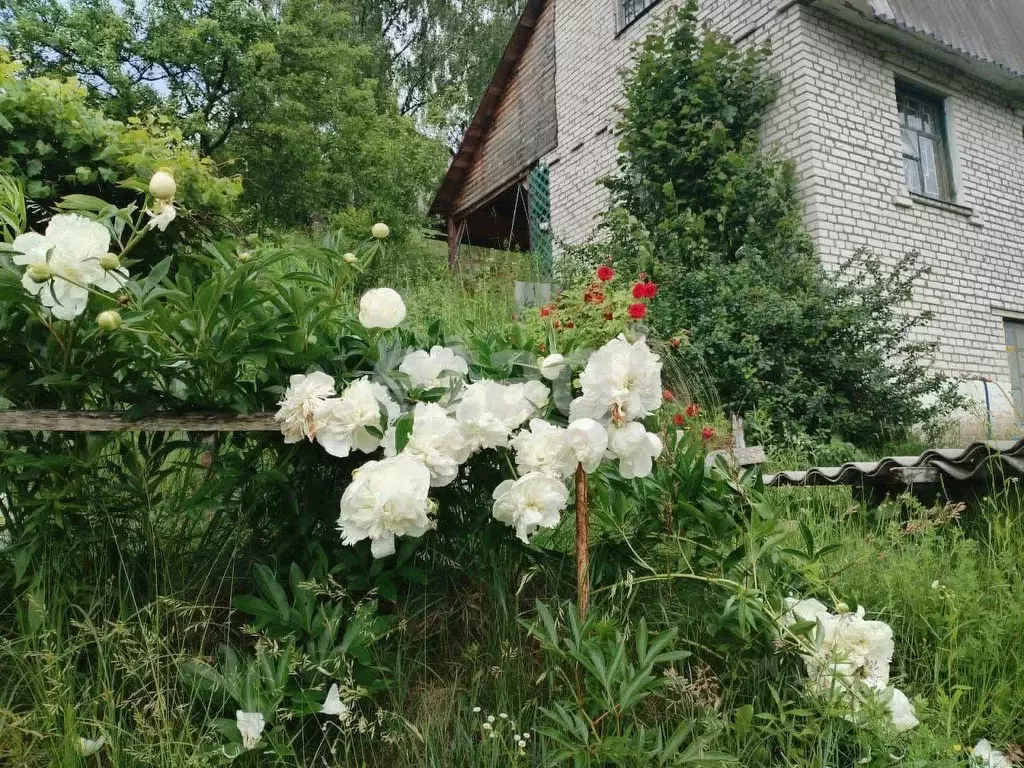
<box><xmin>452</xmin><ymin>0</ymin><xmax>557</xmax><ymax>217</ymax></box>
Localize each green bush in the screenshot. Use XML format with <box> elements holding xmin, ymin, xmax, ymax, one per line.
<box><xmin>0</xmin><ymin>56</ymin><xmax>241</xmax><ymax>235</ymax></box>
<box><xmin>592</xmin><ymin>2</ymin><xmax>961</xmax><ymax>445</ymax></box>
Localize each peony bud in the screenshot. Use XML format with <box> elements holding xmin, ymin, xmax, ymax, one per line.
<box><xmin>371</xmin><ymin>222</ymin><xmax>390</xmax><ymax>239</ymax></box>
<box><xmin>97</xmin><ymin>310</ymin><xmax>122</xmax><ymax>331</ymax></box>
<box><xmin>834</xmin><ymin>601</ymin><xmax>850</xmax><ymax>614</ymax></box>
<box><xmin>343</xmin><ymin>252</ymin><xmax>358</xmax><ymax>264</ymax></box>
<box><xmin>99</xmin><ymin>252</ymin><xmax>120</xmax><ymax>270</ymax></box>
<box><xmin>236</xmin><ymin>251</ymin><xmax>252</xmax><ymax>263</ymax></box>
<box><xmin>26</xmin><ymin>263</ymin><xmax>52</xmax><ymax>282</ymax></box>
<box><xmin>538</xmin><ymin>353</ymin><xmax>566</xmax><ymax>381</ymax></box>
<box><xmin>149</xmin><ymin>169</ymin><xmax>177</xmax><ymax>200</ymax></box>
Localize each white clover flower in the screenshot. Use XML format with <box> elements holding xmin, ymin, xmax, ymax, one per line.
<box><xmin>315</xmin><ymin>378</ymin><xmax>399</xmax><ymax>458</ymax></box>
<box><xmin>146</xmin><ymin>199</ymin><xmax>177</xmax><ymax>232</ymax></box>
<box><xmin>149</xmin><ymin>169</ymin><xmax>177</xmax><ymax>200</ymax></box>
<box><xmin>566</xmin><ymin>418</ymin><xmax>609</xmax><ymax>473</ymax></box>
<box><xmin>12</xmin><ymin>213</ymin><xmax>124</xmax><ymax>320</ymax></box>
<box><xmin>385</xmin><ymin>402</ymin><xmax>470</xmax><ymax>487</ymax></box>
<box><xmin>321</xmin><ymin>683</ymin><xmax>351</xmax><ymax>720</ymax></box>
<box><xmin>399</xmin><ymin>346</ymin><xmax>469</xmax><ymax>390</ymax></box>
<box><xmin>538</xmin><ymin>353</ymin><xmax>566</xmax><ymax>380</ymax></box>
<box><xmin>973</xmin><ymin>739</ymin><xmax>1012</xmax><ymax>768</ymax></box>
<box><xmin>338</xmin><ymin>455</ymin><xmax>433</xmax><ymax>558</ymax></box>
<box><xmin>569</xmin><ymin>335</ymin><xmax>663</xmax><ymax>424</ymax></box>
<box><xmin>79</xmin><ymin>736</ymin><xmax>105</xmax><ymax>757</ymax></box>
<box><xmin>518</xmin><ymin>740</ymin><xmax>527</xmax><ymax>749</ymax></box>
<box><xmin>486</xmin><ymin>715</ymin><xmax>495</xmax><ymax>724</ymax></box>
<box><xmin>359</xmin><ymin>287</ymin><xmax>406</xmax><ymax>329</ymax></box>
<box><xmin>275</xmin><ymin>372</ymin><xmax>337</xmax><ymax>443</ymax></box>
<box><xmin>607</xmin><ymin>422</ymin><xmax>663</xmax><ymax>479</ymax></box>
<box><xmin>236</xmin><ymin>710</ymin><xmax>265</xmax><ymax>750</ymax></box>
<box><xmin>510</xmin><ymin>419</ymin><xmax>576</xmax><ymax>479</ymax></box>
<box><xmin>492</xmin><ymin>472</ymin><xmax>569</xmax><ymax>544</ymax></box>
<box><xmin>482</xmin><ymin>722</ymin><xmax>492</xmax><ymax>730</ymax></box>
<box><xmin>499</xmin><ymin>713</ymin><xmax>508</xmax><ymax>719</ymax></box>
<box><xmin>472</xmin><ymin>706</ymin><xmax>481</xmax><ymax>713</ymax></box>
<box><xmin>456</xmin><ymin>380</ymin><xmax>546</xmax><ymax>452</ymax></box>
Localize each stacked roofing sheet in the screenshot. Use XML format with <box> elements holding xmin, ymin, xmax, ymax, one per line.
<box><xmin>765</xmin><ymin>438</ymin><xmax>1024</xmax><ymax>488</ymax></box>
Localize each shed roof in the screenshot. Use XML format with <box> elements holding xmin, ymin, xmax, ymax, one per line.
<box><xmin>871</xmin><ymin>0</ymin><xmax>1024</xmax><ymax>79</ymax></box>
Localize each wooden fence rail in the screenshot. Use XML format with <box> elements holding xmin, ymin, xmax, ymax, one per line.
<box><xmin>0</xmin><ymin>410</ymin><xmax>278</xmax><ymax>432</ymax></box>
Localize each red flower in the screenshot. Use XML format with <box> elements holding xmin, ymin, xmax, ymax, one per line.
<box><xmin>537</xmin><ymin>342</ymin><xmax>547</xmax><ymax>353</ymax></box>
<box><xmin>584</xmin><ymin>285</ymin><xmax>605</xmax><ymax>304</ymax></box>
<box><xmin>670</xmin><ymin>337</ymin><xmax>681</xmax><ymax>349</ymax></box>
<box><xmin>565</xmin><ymin>321</ymin><xmax>575</xmax><ymax>329</ymax></box>
<box><xmin>632</xmin><ymin>282</ymin><xmax>647</xmax><ymax>299</ymax></box>
<box><xmin>644</xmin><ymin>282</ymin><xmax>658</xmax><ymax>299</ymax></box>
<box><xmin>603</xmin><ymin>311</ymin><xmax>614</xmax><ymax>320</ymax></box>
<box><xmin>627</xmin><ymin>302</ymin><xmax>647</xmax><ymax>319</ymax></box>
<box><xmin>701</xmin><ymin>426</ymin><xmax>715</xmax><ymax>441</ymax></box>
<box><xmin>597</xmin><ymin>265</ymin><xmax>615</xmax><ymax>282</ymax></box>
<box><xmin>673</xmin><ymin>413</ymin><xmax>684</xmax><ymax>427</ymax></box>
<box><xmin>685</xmin><ymin>403</ymin><xmax>700</xmax><ymax>418</ymax></box>
<box><xmin>540</xmin><ymin>305</ymin><xmax>552</xmax><ymax>317</ymax></box>
<box><xmin>663</xmin><ymin>389</ymin><xmax>675</xmax><ymax>401</ymax></box>
<box><xmin>553</xmin><ymin>320</ymin><xmax>561</xmax><ymax>329</ymax></box>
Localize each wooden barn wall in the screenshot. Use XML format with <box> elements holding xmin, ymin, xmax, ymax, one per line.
<box><xmin>453</xmin><ymin>1</ymin><xmax>557</xmax><ymax>217</ymax></box>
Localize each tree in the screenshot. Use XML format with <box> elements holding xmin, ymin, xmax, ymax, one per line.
<box><xmin>0</xmin><ymin>0</ymin><xmax>448</xmax><ymax>228</ymax></box>
<box><xmin>598</xmin><ymin>2</ymin><xmax>960</xmax><ymax>445</ymax></box>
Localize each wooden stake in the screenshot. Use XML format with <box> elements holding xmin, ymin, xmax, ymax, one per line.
<box><xmin>0</xmin><ymin>410</ymin><xmax>277</xmax><ymax>432</ymax></box>
<box><xmin>574</xmin><ymin>463</ymin><xmax>590</xmax><ymax>619</ymax></box>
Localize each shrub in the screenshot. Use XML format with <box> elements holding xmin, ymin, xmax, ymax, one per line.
<box><xmin>594</xmin><ymin>2</ymin><xmax>961</xmax><ymax>445</ymax></box>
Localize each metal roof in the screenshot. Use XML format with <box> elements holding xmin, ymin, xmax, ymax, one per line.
<box><xmin>872</xmin><ymin>0</ymin><xmax>1024</xmax><ymax>78</ymax></box>
<box><xmin>765</xmin><ymin>438</ymin><xmax>1024</xmax><ymax>488</ymax></box>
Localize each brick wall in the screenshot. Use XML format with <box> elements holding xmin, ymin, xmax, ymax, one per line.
<box><xmin>544</xmin><ymin>0</ymin><xmax>1024</xmax><ymax>429</ymax></box>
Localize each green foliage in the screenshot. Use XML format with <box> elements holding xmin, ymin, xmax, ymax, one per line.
<box><xmin>0</xmin><ymin>0</ymin><xmax>449</xmax><ymax>230</ymax></box>
<box><xmin>0</xmin><ymin>57</ymin><xmax>240</xmax><ymax>231</ymax></box>
<box><xmin>597</xmin><ymin>2</ymin><xmax>961</xmax><ymax>445</ymax></box>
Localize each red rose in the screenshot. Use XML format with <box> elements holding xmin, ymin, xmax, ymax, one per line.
<box><xmin>673</xmin><ymin>413</ymin><xmax>684</xmax><ymax>427</ymax></box>
<box><xmin>701</xmin><ymin>427</ymin><xmax>715</xmax><ymax>441</ymax></box>
<box><xmin>632</xmin><ymin>282</ymin><xmax>647</xmax><ymax>299</ymax></box>
<box><xmin>540</xmin><ymin>305</ymin><xmax>552</xmax><ymax>317</ymax></box>
<box><xmin>663</xmin><ymin>389</ymin><xmax>674</xmax><ymax>401</ymax></box>
<box><xmin>644</xmin><ymin>282</ymin><xmax>658</xmax><ymax>299</ymax></box>
<box><xmin>685</xmin><ymin>403</ymin><xmax>700</xmax><ymax>418</ymax></box>
<box><xmin>627</xmin><ymin>303</ymin><xmax>647</xmax><ymax>319</ymax></box>
<box><xmin>597</xmin><ymin>265</ymin><xmax>615</xmax><ymax>282</ymax></box>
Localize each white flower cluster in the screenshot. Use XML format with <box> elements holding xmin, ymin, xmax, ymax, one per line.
<box><xmin>274</xmin><ymin>293</ymin><xmax>670</xmax><ymax>558</ymax></box>
<box><xmin>12</xmin><ymin>213</ymin><xmax>128</xmax><ymax>320</ymax></box>
<box><xmin>780</xmin><ymin>598</ymin><xmax>919</xmax><ymax>732</ymax></box>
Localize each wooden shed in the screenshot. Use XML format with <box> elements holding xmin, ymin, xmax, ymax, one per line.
<box><xmin>428</xmin><ymin>0</ymin><xmax>557</xmax><ymax>267</ymax></box>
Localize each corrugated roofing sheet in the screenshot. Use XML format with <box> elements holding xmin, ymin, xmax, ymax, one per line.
<box><xmin>765</xmin><ymin>438</ymin><xmax>1024</xmax><ymax>487</ymax></box>
<box><xmin>872</xmin><ymin>0</ymin><xmax>1024</xmax><ymax>78</ymax></box>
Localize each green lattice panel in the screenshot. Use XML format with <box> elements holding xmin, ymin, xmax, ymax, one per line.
<box><xmin>527</xmin><ymin>164</ymin><xmax>553</xmax><ymax>279</ymax></box>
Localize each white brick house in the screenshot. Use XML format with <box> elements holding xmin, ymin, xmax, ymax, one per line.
<box><xmin>431</xmin><ymin>0</ymin><xmax>1024</xmax><ymax>431</ymax></box>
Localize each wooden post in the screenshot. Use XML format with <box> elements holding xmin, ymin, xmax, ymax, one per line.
<box><xmin>574</xmin><ymin>463</ymin><xmax>590</xmax><ymax>619</ymax></box>
<box><xmin>447</xmin><ymin>218</ymin><xmax>465</xmax><ymax>270</ymax></box>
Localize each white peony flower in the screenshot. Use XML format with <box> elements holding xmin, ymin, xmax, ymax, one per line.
<box><xmin>399</xmin><ymin>346</ymin><xmax>469</xmax><ymax>390</ymax></box>
<box><xmin>275</xmin><ymin>371</ymin><xmax>336</xmax><ymax>443</ymax></box>
<box><xmin>321</xmin><ymin>683</ymin><xmax>351</xmax><ymax>720</ymax></box>
<box><xmin>870</xmin><ymin>683</ymin><xmax>919</xmax><ymax>732</ymax></box>
<box><xmin>538</xmin><ymin>353</ymin><xmax>566</xmax><ymax>381</ymax></box>
<box><xmin>146</xmin><ymin>199</ymin><xmax>177</xmax><ymax>232</ymax></box>
<box><xmin>385</xmin><ymin>402</ymin><xmax>470</xmax><ymax>487</ymax></box>
<box><xmin>491</xmin><ymin>472</ymin><xmax>569</xmax><ymax>543</ymax></box>
<box><xmin>974</xmin><ymin>739</ymin><xmax>1013</xmax><ymax>768</ymax></box>
<box><xmin>12</xmin><ymin>214</ymin><xmax>122</xmax><ymax>320</ymax></box>
<box><xmin>315</xmin><ymin>378</ymin><xmax>399</xmax><ymax>458</ymax></box>
<box><xmin>456</xmin><ymin>380</ymin><xmax>547</xmax><ymax>452</ymax></box>
<box><xmin>79</xmin><ymin>736</ymin><xmax>105</xmax><ymax>757</ymax></box>
<box><xmin>607</xmin><ymin>422</ymin><xmax>663</xmax><ymax>479</ymax></box>
<box><xmin>510</xmin><ymin>419</ymin><xmax>576</xmax><ymax>479</ymax></box>
<box><xmin>569</xmin><ymin>335</ymin><xmax>663</xmax><ymax>424</ymax></box>
<box><xmin>338</xmin><ymin>455</ymin><xmax>433</xmax><ymax>558</ymax></box>
<box><xmin>566</xmin><ymin>418</ymin><xmax>609</xmax><ymax>473</ymax></box>
<box><xmin>359</xmin><ymin>287</ymin><xmax>406</xmax><ymax>329</ymax></box>
<box><xmin>828</xmin><ymin>607</ymin><xmax>894</xmax><ymax>687</ymax></box>
<box><xmin>236</xmin><ymin>710</ymin><xmax>265</xmax><ymax>750</ymax></box>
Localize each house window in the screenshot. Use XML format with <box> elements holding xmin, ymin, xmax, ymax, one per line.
<box><xmin>896</xmin><ymin>84</ymin><xmax>954</xmax><ymax>201</ymax></box>
<box><xmin>619</xmin><ymin>0</ymin><xmax>660</xmax><ymax>29</ymax></box>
